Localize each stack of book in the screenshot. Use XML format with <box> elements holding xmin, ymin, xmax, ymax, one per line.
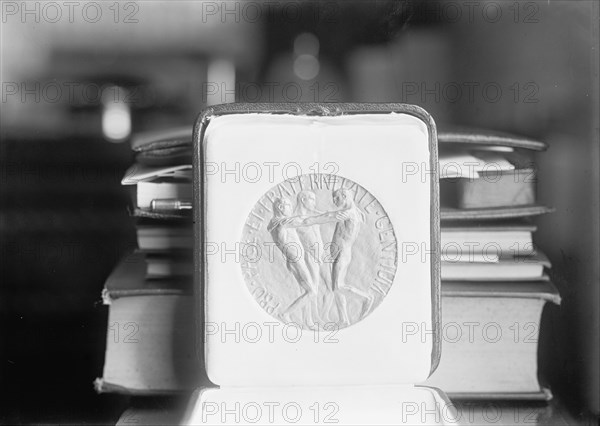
<box><xmin>423</xmin><ymin>129</ymin><xmax>560</xmax><ymax>400</ymax></box>
<box><xmin>95</xmin><ymin>128</ymin><xmax>198</xmax><ymax>395</ymax></box>
<box><xmin>96</xmin><ymin>126</ymin><xmax>560</xmax><ymax>408</ymax></box>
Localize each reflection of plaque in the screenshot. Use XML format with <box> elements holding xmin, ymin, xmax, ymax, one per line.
<box><xmin>186</xmin><ymin>103</ymin><xmax>455</xmax><ymax>425</ymax></box>
<box><xmin>241</xmin><ymin>174</ymin><xmax>397</xmax><ymax>330</ymax></box>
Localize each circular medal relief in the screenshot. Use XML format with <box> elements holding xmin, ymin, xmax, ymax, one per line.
<box><xmin>240</xmin><ymin>174</ymin><xmax>398</xmax><ymax>330</ymax></box>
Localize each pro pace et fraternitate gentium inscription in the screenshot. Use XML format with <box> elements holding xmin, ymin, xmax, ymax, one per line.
<box><xmin>240</xmin><ymin>174</ymin><xmax>398</xmax><ymax>331</ymax></box>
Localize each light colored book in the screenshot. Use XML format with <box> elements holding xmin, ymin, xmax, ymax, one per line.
<box><xmin>441</xmin><ymin>250</ymin><xmax>550</xmax><ymax>281</ymax></box>
<box><xmin>422</xmin><ymin>281</ymin><xmax>560</xmax><ymax>399</ymax></box>
<box><xmin>96</xmin><ymin>294</ymin><xmax>198</xmax><ymax>394</ymax></box>
<box><xmin>441</xmin><ymin>220</ymin><xmax>536</xmax><ymax>258</ymax></box>
<box><xmin>439</xmin><ymin>151</ymin><xmax>515</xmax><ymax>179</ymax></box>
<box><xmin>145</xmin><ymin>256</ymin><xmax>192</xmax><ymax>278</ymax></box>
<box><xmin>137</xmin><ymin>225</ymin><xmax>193</xmax><ymax>251</ymax></box>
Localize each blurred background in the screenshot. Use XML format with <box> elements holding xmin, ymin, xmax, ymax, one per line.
<box><xmin>1</xmin><ymin>0</ymin><xmax>598</xmax><ymax>424</ymax></box>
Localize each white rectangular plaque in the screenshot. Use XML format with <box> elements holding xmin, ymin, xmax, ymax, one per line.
<box><xmin>195</xmin><ymin>104</ymin><xmax>441</xmax><ymax>387</ymax></box>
